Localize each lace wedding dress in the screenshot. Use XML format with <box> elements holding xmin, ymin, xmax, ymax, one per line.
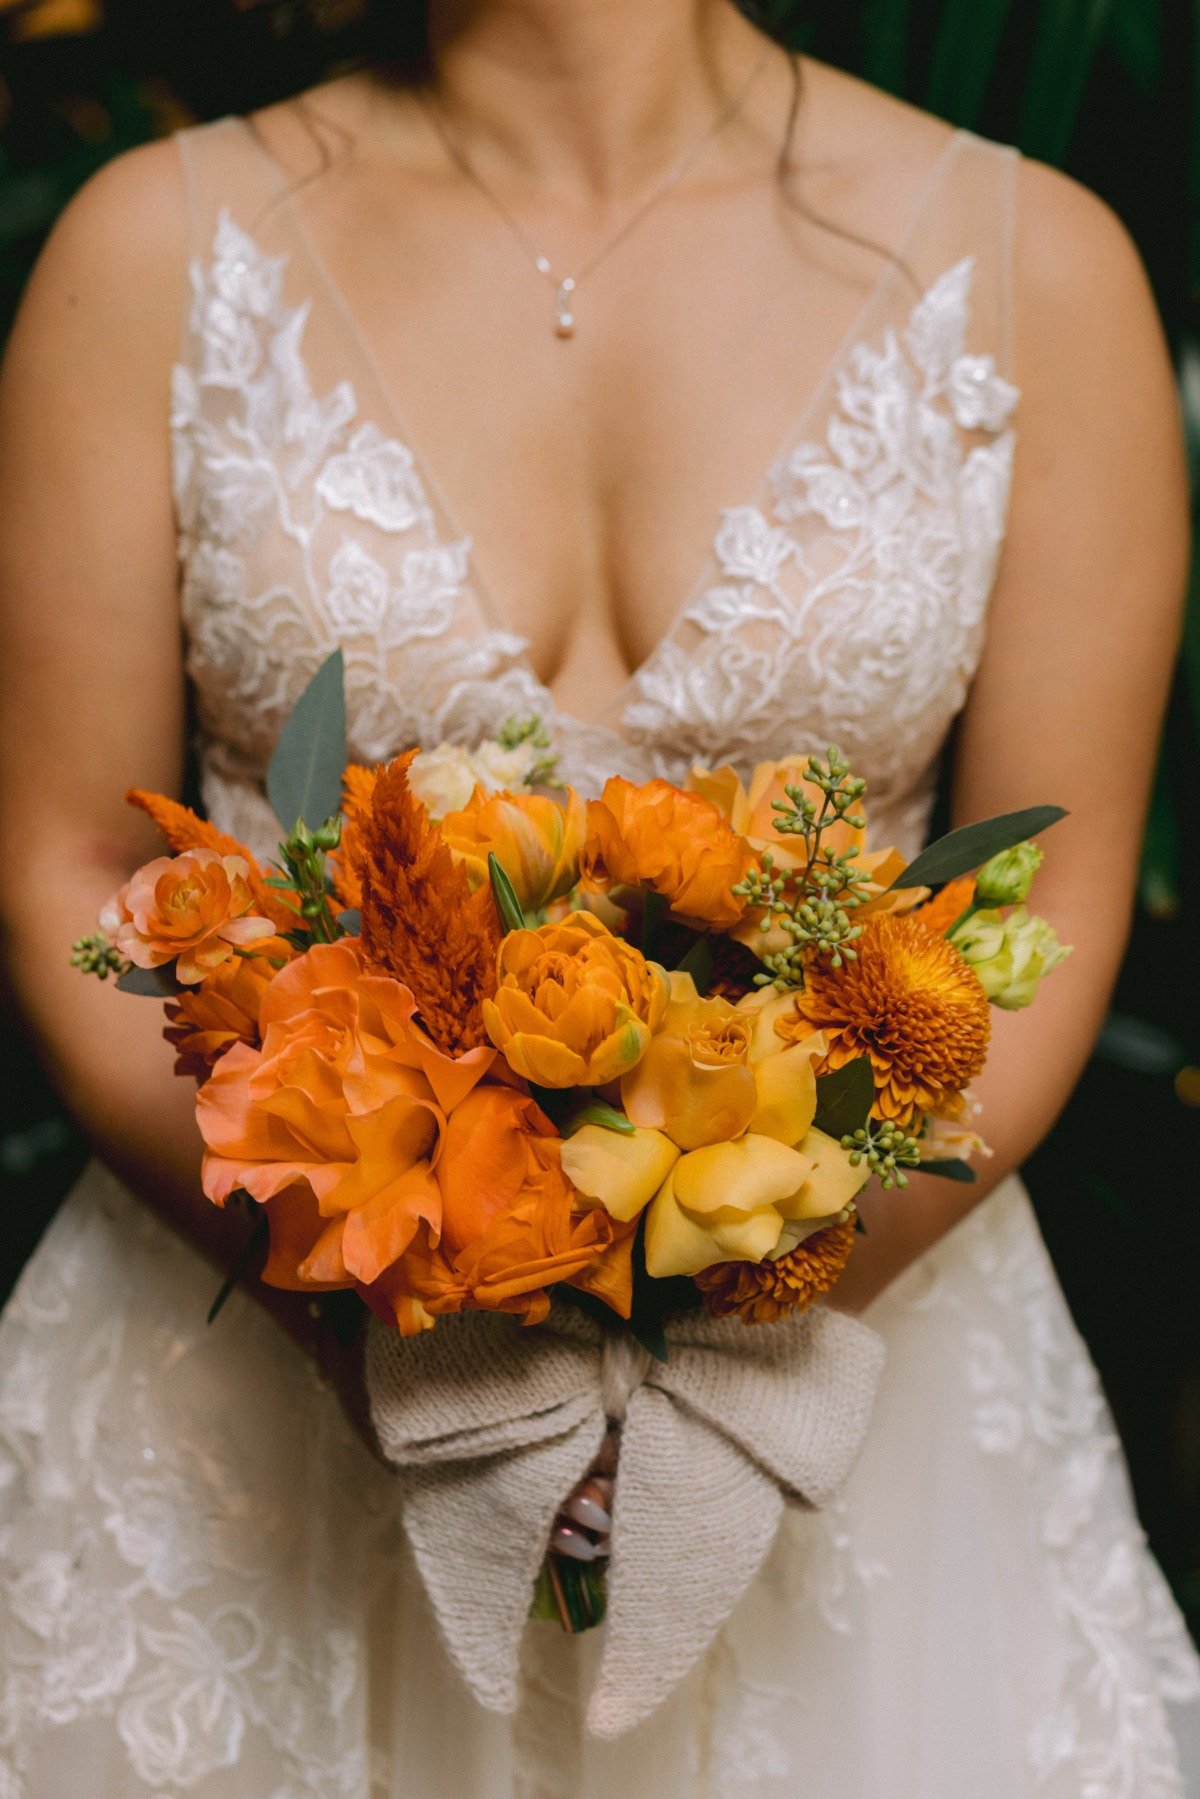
<box><xmin>1</xmin><ymin>118</ymin><xmax>1198</xmax><ymax>1798</ymax></box>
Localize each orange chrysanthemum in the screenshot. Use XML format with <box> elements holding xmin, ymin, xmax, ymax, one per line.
<box><xmin>695</xmin><ymin>1218</ymin><xmax>857</xmax><ymax>1324</ymax></box>
<box><xmin>329</xmin><ymin>763</ymin><xmax>379</xmax><ymax>912</ymax></box>
<box><xmin>357</xmin><ymin>752</ymin><xmax>500</xmax><ymax>1056</ymax></box>
<box><xmin>782</xmin><ymin>915</ymin><xmax>991</xmax><ymax>1125</ymax></box>
<box><xmin>126</xmin><ymin>789</ymin><xmax>300</xmax><ymax>934</ymax></box>
<box><xmin>914</xmin><ymin>875</ymin><xmax>976</xmax><ymax>937</ymax></box>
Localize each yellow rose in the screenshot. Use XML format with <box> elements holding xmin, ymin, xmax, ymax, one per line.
<box><xmin>482</xmin><ymin>911</ymin><xmax>669</xmax><ymax>1088</ymax></box>
<box><xmin>440</xmin><ymin>786</ymin><xmax>586</xmax><ymax>914</ymax></box>
<box><xmin>561</xmin><ymin>973</ymin><xmax>868</xmax><ymax>1278</ymax></box>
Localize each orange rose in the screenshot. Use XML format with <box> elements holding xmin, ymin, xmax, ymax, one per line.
<box><xmin>163</xmin><ymin>937</ymin><xmax>292</xmax><ymax>1078</ymax></box>
<box><xmin>369</xmin><ymin>1085</ymin><xmax>634</xmax><ymax>1332</ymax></box>
<box><xmin>102</xmin><ymin>849</ymin><xmax>276</xmax><ymax>984</ymax></box>
<box><xmin>581</xmin><ymin>777</ymin><xmax>756</xmax><ymax>930</ymax></box>
<box><xmin>482</xmin><ymin>910</ymin><xmax>668</xmax><ymax>1088</ymax></box>
<box><xmin>196</xmin><ymin>938</ymin><xmax>494</xmax><ymax>1290</ymax></box>
<box><xmin>439</xmin><ymin>786</ymin><xmax>586</xmax><ymax>914</ymax></box>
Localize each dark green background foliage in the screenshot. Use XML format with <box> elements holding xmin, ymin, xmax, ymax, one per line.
<box><xmin>1</xmin><ymin>0</ymin><xmax>1198</xmax><ymax>1636</ymax></box>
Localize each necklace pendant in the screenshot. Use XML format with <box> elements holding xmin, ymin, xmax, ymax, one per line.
<box><xmin>554</xmin><ymin>277</ymin><xmax>576</xmax><ymax>339</ymax></box>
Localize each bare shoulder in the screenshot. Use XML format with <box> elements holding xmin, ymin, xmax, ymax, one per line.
<box><xmin>796</xmin><ymin>59</ymin><xmax>957</xmax><ymax>228</ymax></box>
<box><xmin>1013</xmin><ymin>157</ymin><xmax>1157</xmax><ymax>347</ymax></box>
<box><xmin>7</xmin><ymin>134</ymin><xmax>188</xmax><ymax>379</ymax></box>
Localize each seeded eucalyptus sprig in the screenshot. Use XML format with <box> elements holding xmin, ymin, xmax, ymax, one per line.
<box><xmin>732</xmin><ymin>748</ymin><xmax>874</xmax><ymax>988</ymax></box>
<box><xmin>496</xmin><ymin>713</ymin><xmax>560</xmax><ymax>786</ymax></box>
<box><xmin>70</xmin><ymin>932</ymin><xmax>128</xmax><ymax>980</ymax></box>
<box><xmin>842</xmin><ymin>1118</ymin><xmax>923</xmax><ymax>1190</ymax></box>
<box><xmin>267</xmin><ymin>815</ymin><xmax>346</xmax><ymax>948</ymax></box>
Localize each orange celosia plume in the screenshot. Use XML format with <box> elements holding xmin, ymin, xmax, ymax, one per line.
<box><xmin>356</xmin><ymin>753</ymin><xmax>501</xmax><ymax>1056</ymax></box>
<box><xmin>329</xmin><ymin>763</ymin><xmax>380</xmax><ymax>912</ymax></box>
<box><xmin>126</xmin><ymin>789</ymin><xmax>299</xmax><ymax>933</ymax></box>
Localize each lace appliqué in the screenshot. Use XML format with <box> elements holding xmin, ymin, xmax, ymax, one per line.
<box><xmin>0</xmin><ymin>1172</ymin><xmax>390</xmax><ymax>1797</ymax></box>
<box><xmin>958</xmin><ymin>1198</ymin><xmax>1200</xmax><ymax>1797</ymax></box>
<box><xmin>622</xmin><ymin>259</ymin><xmax>1016</xmax><ymax>849</ymax></box>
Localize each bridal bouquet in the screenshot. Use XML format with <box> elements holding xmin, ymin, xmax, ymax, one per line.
<box><xmin>74</xmin><ymin>651</ymin><xmax>1069</xmax><ymax>1726</ymax></box>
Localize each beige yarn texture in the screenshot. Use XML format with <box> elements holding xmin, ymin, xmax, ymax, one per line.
<box><xmin>367</xmin><ymin>1302</ymin><xmax>885</xmax><ymax>1737</ymax></box>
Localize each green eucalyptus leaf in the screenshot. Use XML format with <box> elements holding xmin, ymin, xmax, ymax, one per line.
<box><xmin>890</xmin><ymin>806</ymin><xmax>1066</xmax><ymax>892</ymax></box>
<box><xmin>1094</xmin><ymin>1012</ymin><xmax>1187</xmax><ymax>1077</ymax></box>
<box><xmin>919</xmin><ymin>1158</ymin><xmax>978</xmax><ymax>1183</ymax></box>
<box><xmin>488</xmin><ymin>853</ymin><xmax>526</xmax><ymax>933</ymax></box>
<box><xmin>266</xmin><ymin>649</ymin><xmax>347</xmax><ymax>833</ymax></box>
<box><xmin>814</xmin><ymin>1058</ymin><xmax>875</xmax><ymax>1138</ymax></box>
<box><xmin>117</xmin><ymin>963</ymin><xmax>183</xmax><ymax>998</ymax></box>
<box><xmin>336</xmin><ymin>908</ymin><xmax>362</xmax><ymax>935</ymax></box>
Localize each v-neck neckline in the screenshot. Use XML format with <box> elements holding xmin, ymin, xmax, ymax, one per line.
<box><xmin>234</xmin><ymin>116</ymin><xmax>966</xmax><ymax>728</ymax></box>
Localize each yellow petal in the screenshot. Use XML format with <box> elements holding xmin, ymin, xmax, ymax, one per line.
<box><xmin>747</xmin><ymin>1041</ymin><xmax>819</xmax><ymax>1144</ymax></box>
<box><xmin>561</xmin><ymin>1123</ymin><xmax>679</xmax><ymax>1223</ymax></box>
<box><xmin>685</xmin><ymin>762</ymin><xmax>749</xmax><ymax>831</ymax></box>
<box><xmin>644</xmin><ymin>1164</ymin><xmax>787</xmax><ymax>1277</ymax></box>
<box><xmin>736</xmin><ymin>988</ymin><xmax>824</xmax><ymax>1066</ymax></box>
<box><xmin>621</xmin><ymin>1031</ymin><xmax>757</xmax><ymax>1151</ymax></box>
<box><xmin>500</xmin><ymin>1032</ymin><xmax>587</xmax><ymax>1088</ymax></box>
<box><xmin>779</xmin><ymin>1128</ymin><xmax>872</xmax><ymax>1220</ymax></box>
<box><xmin>670</xmin><ymin>1134</ymin><xmax>813</xmax><ymax>1221</ymax></box>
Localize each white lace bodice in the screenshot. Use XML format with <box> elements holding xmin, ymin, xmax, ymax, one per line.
<box><xmin>173</xmin><ymin>120</ymin><xmax>1019</xmax><ymax>860</ymax></box>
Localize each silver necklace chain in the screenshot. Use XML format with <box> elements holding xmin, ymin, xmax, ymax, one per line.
<box><xmin>420</xmin><ymin>51</ymin><xmax>770</xmax><ymax>338</ymax></box>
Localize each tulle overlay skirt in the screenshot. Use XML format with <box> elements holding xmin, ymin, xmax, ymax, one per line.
<box><xmin>1</xmin><ymin>1162</ymin><xmax>1197</xmax><ymax>1797</ymax></box>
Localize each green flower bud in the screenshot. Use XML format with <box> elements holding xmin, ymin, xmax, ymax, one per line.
<box><xmin>952</xmin><ymin>906</ymin><xmax>1070</xmax><ymax>1009</ymax></box>
<box><xmin>974</xmin><ymin>841</ymin><xmax>1043</xmax><ymax>907</ymax></box>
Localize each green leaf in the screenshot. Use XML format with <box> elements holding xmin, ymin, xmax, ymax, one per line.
<box><xmin>1017</xmin><ymin>0</ymin><xmax>1119</xmax><ymax>164</ymax></box>
<box><xmin>117</xmin><ymin>963</ymin><xmax>183</xmax><ymax>998</ymax></box>
<box><xmin>919</xmin><ymin>1158</ymin><xmax>978</xmax><ymax>1183</ymax></box>
<box><xmin>674</xmin><ymin>933</ymin><xmax>714</xmax><ymax>995</ymax></box>
<box><xmin>926</xmin><ymin>0</ymin><xmax>1017</xmax><ymax>127</ymax></box>
<box><xmin>266</xmin><ymin>650</ymin><xmax>347</xmax><ymax>833</ymax></box>
<box><xmin>488</xmin><ymin>853</ymin><xmax>526</xmax><ymax>933</ymax></box>
<box><xmin>336</xmin><ymin>908</ymin><xmax>362</xmax><ymax>935</ymax></box>
<box><xmin>890</xmin><ymin>806</ymin><xmax>1067</xmax><ymax>892</ymax></box>
<box><xmin>207</xmin><ymin>1206</ymin><xmax>269</xmax><ymax>1325</ymax></box>
<box><xmin>1104</xmin><ymin>0</ymin><xmax>1162</xmax><ymax>93</ymax></box>
<box><xmin>860</xmin><ymin>0</ymin><xmax>912</xmax><ymax>93</ymax></box>
<box><xmin>563</xmin><ymin>1101</ymin><xmax>636</xmax><ymax>1137</ymax></box>
<box><xmin>632</xmin><ymin>1319</ymin><xmax>669</xmax><ymax>1363</ymax></box>
<box><xmin>641</xmin><ymin>890</ymin><xmax>668</xmax><ymax>959</ymax></box>
<box><xmin>1094</xmin><ymin>1012</ymin><xmax>1186</xmax><ymax>1077</ymax></box>
<box><xmin>814</xmin><ymin>1058</ymin><xmax>875</xmax><ymax>1139</ymax></box>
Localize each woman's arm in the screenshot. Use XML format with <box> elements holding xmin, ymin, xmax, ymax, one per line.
<box><xmin>831</xmin><ymin>162</ymin><xmax>1190</xmax><ymax>1311</ymax></box>
<box><xmin>0</xmin><ymin>145</ymin><xmax>323</xmax><ymax>1345</ymax></box>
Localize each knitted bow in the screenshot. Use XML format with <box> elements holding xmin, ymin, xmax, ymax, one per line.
<box><xmin>366</xmin><ymin>1302</ymin><xmax>885</xmax><ymax>1737</ymax></box>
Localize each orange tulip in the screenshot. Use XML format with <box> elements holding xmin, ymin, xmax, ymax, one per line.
<box><xmin>103</xmin><ymin>849</ymin><xmax>275</xmax><ymax>984</ymax></box>
<box><xmin>196</xmin><ymin>938</ymin><xmax>494</xmax><ymax>1290</ymax></box>
<box><xmin>439</xmin><ymin>786</ymin><xmax>586</xmax><ymax>913</ymax></box>
<box><xmin>581</xmin><ymin>777</ymin><xmax>756</xmax><ymax>930</ymax></box>
<box><xmin>482</xmin><ymin>910</ymin><xmax>668</xmax><ymax>1088</ymax></box>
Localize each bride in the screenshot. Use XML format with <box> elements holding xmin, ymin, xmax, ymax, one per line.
<box><xmin>1</xmin><ymin>0</ymin><xmax>1197</xmax><ymax>1791</ymax></box>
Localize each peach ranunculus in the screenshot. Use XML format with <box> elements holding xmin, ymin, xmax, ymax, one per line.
<box><xmin>439</xmin><ymin>786</ymin><xmax>586</xmax><ymax>914</ymax></box>
<box><xmin>561</xmin><ymin>974</ymin><xmax>868</xmax><ymax>1279</ymax></box>
<box><xmin>101</xmin><ymin>848</ymin><xmax>276</xmax><ymax>984</ymax></box>
<box><xmin>368</xmin><ymin>1085</ymin><xmax>635</xmax><ymax>1334</ymax></box>
<box><xmin>580</xmin><ymin>776</ymin><xmax>757</xmax><ymax>930</ymax></box>
<box><xmin>685</xmin><ymin>761</ymin><xmax>922</xmax><ymax>953</ymax></box>
<box><xmin>482</xmin><ymin>910</ymin><xmax>668</xmax><ymax>1088</ymax></box>
<box><xmin>163</xmin><ymin>936</ymin><xmax>293</xmax><ymax>1078</ymax></box>
<box><xmin>196</xmin><ymin>938</ymin><xmax>495</xmax><ymax>1291</ymax></box>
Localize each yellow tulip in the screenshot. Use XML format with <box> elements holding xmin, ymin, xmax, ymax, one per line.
<box><xmin>440</xmin><ymin>786</ymin><xmax>587</xmax><ymax>914</ymax></box>
<box><xmin>482</xmin><ymin>911</ymin><xmax>668</xmax><ymax>1089</ymax></box>
<box><xmin>560</xmin><ymin>1123</ymin><xmax>680</xmax><ymax>1223</ymax></box>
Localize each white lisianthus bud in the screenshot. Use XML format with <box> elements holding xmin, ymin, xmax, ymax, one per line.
<box><xmin>406</xmin><ymin>743</ymin><xmax>481</xmax><ymax>820</ymax></box>
<box><xmin>951</xmin><ymin>906</ymin><xmax>1070</xmax><ymax>1009</ymax></box>
<box><xmin>974</xmin><ymin>841</ymin><xmax>1043</xmax><ymax>907</ymax></box>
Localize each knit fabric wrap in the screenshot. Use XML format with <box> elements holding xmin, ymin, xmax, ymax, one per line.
<box><xmin>366</xmin><ymin>1303</ymin><xmax>886</xmax><ymax>1737</ymax></box>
